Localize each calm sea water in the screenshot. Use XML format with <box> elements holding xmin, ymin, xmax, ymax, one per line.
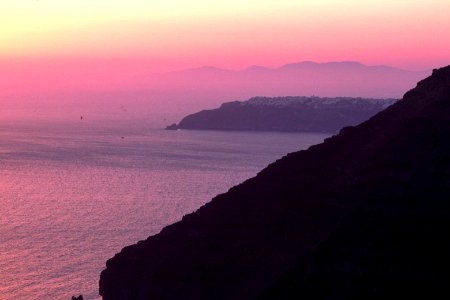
<box><xmin>0</xmin><ymin>119</ymin><xmax>328</xmax><ymax>299</ymax></box>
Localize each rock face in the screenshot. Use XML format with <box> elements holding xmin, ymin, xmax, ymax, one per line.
<box><xmin>166</xmin><ymin>97</ymin><xmax>396</xmax><ymax>133</ymax></box>
<box><xmin>100</xmin><ymin>66</ymin><xmax>450</xmax><ymax>299</ymax></box>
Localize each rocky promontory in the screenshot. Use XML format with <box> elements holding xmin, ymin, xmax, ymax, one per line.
<box><xmin>166</xmin><ymin>96</ymin><xmax>396</xmax><ymax>133</ymax></box>
<box><xmin>101</xmin><ymin>66</ymin><xmax>450</xmax><ymax>299</ymax></box>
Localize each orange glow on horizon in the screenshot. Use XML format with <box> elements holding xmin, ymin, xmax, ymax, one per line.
<box><xmin>0</xmin><ymin>0</ymin><xmax>449</xmax><ymax>96</ymax></box>
<box><xmin>1</xmin><ymin>0</ymin><xmax>449</xmax><ymax>70</ymax></box>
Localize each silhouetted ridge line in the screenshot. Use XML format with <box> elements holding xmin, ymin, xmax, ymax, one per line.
<box><xmin>100</xmin><ymin>65</ymin><xmax>450</xmax><ymax>300</ymax></box>
<box><xmin>166</xmin><ymin>96</ymin><xmax>396</xmax><ymax>133</ymax></box>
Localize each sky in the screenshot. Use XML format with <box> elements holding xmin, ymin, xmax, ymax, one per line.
<box><xmin>0</xmin><ymin>0</ymin><xmax>449</xmax><ymax>96</ymax></box>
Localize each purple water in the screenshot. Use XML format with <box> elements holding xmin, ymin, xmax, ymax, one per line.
<box><xmin>0</xmin><ymin>120</ymin><xmax>328</xmax><ymax>299</ymax></box>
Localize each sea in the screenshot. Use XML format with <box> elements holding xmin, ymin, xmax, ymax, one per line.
<box><xmin>0</xmin><ymin>116</ymin><xmax>329</xmax><ymax>299</ymax></box>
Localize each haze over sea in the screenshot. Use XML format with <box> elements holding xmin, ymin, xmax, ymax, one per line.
<box><xmin>0</xmin><ymin>110</ymin><xmax>328</xmax><ymax>299</ymax></box>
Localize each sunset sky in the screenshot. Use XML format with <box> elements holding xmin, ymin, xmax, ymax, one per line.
<box><xmin>1</xmin><ymin>0</ymin><xmax>449</xmax><ymax>95</ymax></box>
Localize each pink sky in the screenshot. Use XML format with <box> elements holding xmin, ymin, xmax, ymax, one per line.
<box><xmin>0</xmin><ymin>0</ymin><xmax>449</xmax><ymax>95</ymax></box>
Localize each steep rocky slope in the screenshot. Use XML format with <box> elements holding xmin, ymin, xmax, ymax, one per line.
<box><xmin>100</xmin><ymin>66</ymin><xmax>450</xmax><ymax>299</ymax></box>
<box><xmin>166</xmin><ymin>97</ymin><xmax>396</xmax><ymax>133</ymax></box>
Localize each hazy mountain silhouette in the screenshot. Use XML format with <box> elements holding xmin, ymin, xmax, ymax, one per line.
<box><xmin>100</xmin><ymin>66</ymin><xmax>450</xmax><ymax>299</ymax></box>
<box><xmin>148</xmin><ymin>61</ymin><xmax>430</xmax><ymax>101</ymax></box>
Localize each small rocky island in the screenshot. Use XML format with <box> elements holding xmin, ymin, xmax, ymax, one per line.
<box><xmin>166</xmin><ymin>96</ymin><xmax>396</xmax><ymax>133</ymax></box>
<box><xmin>101</xmin><ymin>66</ymin><xmax>450</xmax><ymax>299</ymax></box>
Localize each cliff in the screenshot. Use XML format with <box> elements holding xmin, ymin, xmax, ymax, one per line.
<box><xmin>100</xmin><ymin>66</ymin><xmax>450</xmax><ymax>299</ymax></box>
<box><xmin>166</xmin><ymin>97</ymin><xmax>396</xmax><ymax>133</ymax></box>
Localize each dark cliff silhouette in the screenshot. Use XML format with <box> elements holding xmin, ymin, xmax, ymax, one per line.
<box><xmin>166</xmin><ymin>97</ymin><xmax>396</xmax><ymax>133</ymax></box>
<box><xmin>100</xmin><ymin>65</ymin><xmax>450</xmax><ymax>299</ymax></box>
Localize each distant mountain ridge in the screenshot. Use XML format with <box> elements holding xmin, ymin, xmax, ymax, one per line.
<box><xmin>148</xmin><ymin>61</ymin><xmax>430</xmax><ymax>104</ymax></box>
<box><xmin>185</xmin><ymin>61</ymin><xmax>422</xmax><ymax>73</ymax></box>
<box><xmin>166</xmin><ymin>96</ymin><xmax>397</xmax><ymax>133</ymax></box>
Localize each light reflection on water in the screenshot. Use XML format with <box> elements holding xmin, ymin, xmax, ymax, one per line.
<box><xmin>0</xmin><ymin>121</ymin><xmax>329</xmax><ymax>299</ymax></box>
